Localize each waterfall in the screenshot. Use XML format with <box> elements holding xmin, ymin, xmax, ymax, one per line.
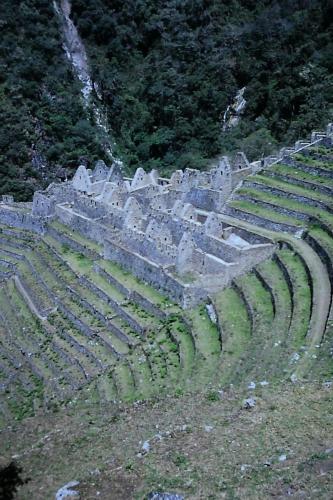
<box><xmin>53</xmin><ymin>0</ymin><xmax>123</xmax><ymax>168</ymax></box>
<box><xmin>222</xmin><ymin>87</ymin><xmax>247</xmax><ymax>132</ymax></box>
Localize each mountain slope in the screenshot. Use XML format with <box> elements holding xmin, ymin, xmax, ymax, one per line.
<box><xmin>0</xmin><ymin>0</ymin><xmax>332</xmax><ymax>198</ymax></box>
<box><xmin>0</xmin><ymin>0</ymin><xmax>107</xmax><ymax>200</ymax></box>
<box><xmin>71</xmin><ymin>0</ymin><xmax>333</xmax><ymax>173</ymax></box>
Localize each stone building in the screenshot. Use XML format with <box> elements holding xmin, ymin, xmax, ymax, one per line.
<box><xmin>17</xmin><ymin>155</ymin><xmax>271</xmax><ymax>306</ymax></box>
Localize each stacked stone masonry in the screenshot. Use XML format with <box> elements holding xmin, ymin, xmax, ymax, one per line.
<box><xmin>1</xmin><ymin>122</ymin><xmax>332</xmax><ymax>307</ymax></box>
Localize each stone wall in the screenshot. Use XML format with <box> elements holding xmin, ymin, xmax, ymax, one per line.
<box><xmin>243</xmin><ymin>180</ymin><xmax>333</xmax><ymax>214</ymax></box>
<box><xmin>104</xmin><ymin>238</ymin><xmax>187</xmax><ymax>305</ymax></box>
<box><xmin>0</xmin><ymin>206</ymin><xmax>46</xmax><ymax>233</ymax></box>
<box><xmin>224</xmin><ymin>206</ymin><xmax>300</xmax><ymax>234</ymax></box>
<box><xmin>183</xmin><ymin>187</ymin><xmax>226</xmax><ymax>212</ymax></box>
<box><xmin>73</xmin><ymin>192</ymin><xmax>108</xmax><ymax>219</ymax></box>
<box><xmin>121</xmin><ymin>228</ymin><xmax>177</xmax><ymax>266</ymax></box>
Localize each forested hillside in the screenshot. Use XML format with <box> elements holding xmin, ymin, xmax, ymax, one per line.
<box><xmin>0</xmin><ymin>0</ymin><xmax>106</xmax><ymax>200</ymax></box>
<box><xmin>71</xmin><ymin>0</ymin><xmax>333</xmax><ymax>173</ymax></box>
<box><xmin>1</xmin><ymin>0</ymin><xmax>332</xmax><ymax>199</ymax></box>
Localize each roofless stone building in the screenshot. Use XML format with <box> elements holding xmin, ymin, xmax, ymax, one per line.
<box><xmin>17</xmin><ymin>153</ymin><xmax>271</xmax><ymax>307</ymax></box>
<box><xmin>2</xmin><ymin>124</ymin><xmax>332</xmax><ymax>307</ymax></box>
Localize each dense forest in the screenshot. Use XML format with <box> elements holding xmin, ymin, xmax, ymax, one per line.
<box><xmin>0</xmin><ymin>0</ymin><xmax>332</xmax><ymax>199</ymax></box>
<box><xmin>0</xmin><ymin>0</ymin><xmax>106</xmax><ymax>200</ymax></box>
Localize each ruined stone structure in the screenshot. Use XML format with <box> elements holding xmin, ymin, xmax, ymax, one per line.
<box><xmin>19</xmin><ymin>154</ymin><xmax>271</xmax><ymax>307</ymax></box>
<box><xmin>1</xmin><ymin>122</ymin><xmax>332</xmax><ymax>429</ymax></box>
<box><xmin>2</xmin><ymin>123</ymin><xmax>332</xmax><ymax>307</ymax></box>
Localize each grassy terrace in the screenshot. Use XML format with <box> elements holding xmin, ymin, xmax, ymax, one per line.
<box><xmin>1</xmin><ymin>282</ymin><xmax>80</xmax><ymax>395</ymax></box>
<box><xmin>43</xmin><ymin>234</ymin><xmax>170</xmax><ymax>333</ymax></box>
<box><xmin>29</xmin><ymin>261</ymin><xmax>132</xmax><ymax>357</ymax></box>
<box><xmin>292</xmin><ymin>152</ymin><xmax>333</xmax><ymax>170</ymax></box>
<box><xmin>308</xmin><ymin>226</ymin><xmax>333</xmax><ymax>259</ymax></box>
<box><xmin>49</xmin><ymin>220</ymin><xmax>102</xmax><ymax>254</ymax></box>
<box><xmin>47</xmin><ymin>311</ymin><xmax>110</xmax><ymax>375</ymax></box>
<box><xmin>268</xmin><ymin>163</ymin><xmax>333</xmax><ymax>187</ymax></box>
<box><xmin>42</xmin><ymin>235</ymin><xmax>152</xmax><ymax>328</ymax></box>
<box><xmin>308</xmin><ymin>145</ymin><xmax>333</xmax><ymax>156</ymax></box>
<box><xmin>237</xmin><ymin>186</ymin><xmax>333</xmax><ymax>228</ymax></box>
<box><xmin>29</xmin><ymin>248</ymin><xmax>122</xmax><ymax>323</ymax></box>
<box><xmin>98</xmin><ymin>260</ymin><xmax>179</xmax><ymax>313</ymax></box>
<box><xmin>49</xmin><ymin>221</ymin><xmax>180</xmax><ymax>313</ymax></box>
<box><xmin>213</xmin><ymin>248</ymin><xmax>314</xmax><ymax>382</ymax></box>
<box><xmin>229</xmin><ymin>199</ymin><xmax>303</xmax><ymax>227</ymax></box>
<box><xmin>246</xmin><ymin>174</ymin><xmax>333</xmax><ymax>206</ymax></box>
<box><xmin>276</xmin><ymin>249</ymin><xmax>312</xmax><ymax>348</ymax></box>
<box><xmin>214</xmin><ymin>287</ymin><xmax>251</xmax><ymax>383</ymax></box>
<box><xmin>0</xmin><ymin>223</ymin><xmax>224</xmax><ymax>414</ymax></box>
<box><xmin>256</xmin><ymin>258</ymin><xmax>292</xmax><ymax>335</ymax></box>
<box><xmin>232</xmin><ymin>272</ymin><xmax>275</xmax><ymax>378</ymax></box>
<box><xmin>185</xmin><ymin>305</ymin><xmax>221</xmax><ymax>385</ymax></box>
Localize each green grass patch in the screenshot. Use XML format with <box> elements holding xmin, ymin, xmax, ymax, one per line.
<box><xmin>292</xmin><ymin>152</ymin><xmax>333</xmax><ymax>170</ymax></box>
<box><xmin>99</xmin><ymin>260</ymin><xmax>179</xmax><ymax>313</ymax></box>
<box><xmin>164</xmin><ymin>316</ymin><xmax>196</xmax><ymax>380</ymax></box>
<box><xmin>277</xmin><ymin>250</ymin><xmax>311</xmax><ymax>347</ymax></box>
<box><xmin>229</xmin><ymin>199</ymin><xmax>303</xmax><ymax>227</ymax></box>
<box><xmin>237</xmin><ymin>186</ymin><xmax>333</xmax><ymax>229</ymax></box>
<box><xmin>268</xmin><ymin>163</ymin><xmax>333</xmax><ymax>187</ymax></box>
<box><xmin>185</xmin><ymin>305</ymin><xmax>221</xmax><ymax>383</ymax></box>
<box><xmin>214</xmin><ymin>287</ymin><xmax>251</xmax><ymax>382</ymax></box>
<box><xmin>49</xmin><ymin>221</ymin><xmax>102</xmax><ymax>253</ymax></box>
<box><xmin>308</xmin><ymin>227</ymin><xmax>333</xmax><ymax>260</ymax></box>
<box><xmin>236</xmin><ymin>272</ymin><xmax>274</xmax><ymax>335</ymax></box>
<box><xmin>249</xmin><ymin>174</ymin><xmax>333</xmax><ymax>206</ymax></box>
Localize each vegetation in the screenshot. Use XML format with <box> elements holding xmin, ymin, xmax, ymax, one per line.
<box><xmin>0</xmin><ymin>0</ymin><xmax>107</xmax><ymax>200</ymax></box>
<box><xmin>71</xmin><ymin>0</ymin><xmax>333</xmax><ymax>173</ymax></box>
<box><xmin>1</xmin><ymin>0</ymin><xmax>333</xmax><ymax>199</ymax></box>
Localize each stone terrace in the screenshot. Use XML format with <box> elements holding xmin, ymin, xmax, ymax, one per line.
<box><xmin>0</xmin><ymin>124</ymin><xmax>332</xmax><ymax>422</ymax></box>
<box><xmin>27</xmin><ymin>152</ymin><xmax>272</xmax><ymax>307</ymax></box>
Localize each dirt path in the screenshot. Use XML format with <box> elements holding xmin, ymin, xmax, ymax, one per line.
<box><xmin>13</xmin><ymin>276</ymin><xmax>47</xmax><ymax>322</ymax></box>
<box><xmin>220</xmin><ymin>214</ymin><xmax>331</xmax><ymax>361</ymax></box>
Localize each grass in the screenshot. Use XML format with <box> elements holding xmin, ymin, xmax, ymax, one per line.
<box><xmin>49</xmin><ymin>220</ymin><xmax>102</xmax><ymax>254</ymax></box>
<box><xmin>112</xmin><ymin>362</ymin><xmax>136</xmax><ymax>402</ymax></box>
<box><xmin>308</xmin><ymin>226</ymin><xmax>333</xmax><ymax>259</ymax></box>
<box><xmin>268</xmin><ymin>163</ymin><xmax>333</xmax><ymax>187</ymax></box>
<box><xmin>292</xmin><ymin>152</ymin><xmax>333</xmax><ymax>170</ymax></box>
<box><xmin>250</xmin><ymin>174</ymin><xmax>333</xmax><ymax>206</ymax></box>
<box><xmin>308</xmin><ymin>145</ymin><xmax>333</xmax><ymax>156</ymax></box>
<box><xmin>185</xmin><ymin>305</ymin><xmax>221</xmax><ymax>384</ymax></box>
<box><xmin>232</xmin><ymin>272</ymin><xmax>280</xmax><ymax>379</ymax></box>
<box><xmin>237</xmin><ymin>186</ymin><xmax>333</xmax><ymax>228</ymax></box>
<box><xmin>99</xmin><ymin>260</ymin><xmax>179</xmax><ymax>313</ymax></box>
<box><xmin>257</xmin><ymin>258</ymin><xmax>292</xmax><ymax>333</ymax></box>
<box><xmin>2</xmin><ymin>381</ymin><xmax>332</xmax><ymax>499</ymax></box>
<box><xmin>164</xmin><ymin>316</ymin><xmax>196</xmax><ymax>380</ymax></box>
<box><xmin>96</xmin><ymin>372</ymin><xmax>117</xmax><ymax>403</ymax></box>
<box><xmin>128</xmin><ymin>348</ymin><xmax>155</xmax><ymax>400</ymax></box>
<box><xmin>276</xmin><ymin>249</ymin><xmax>312</xmax><ymax>348</ymax></box>
<box><xmin>44</xmin><ymin>236</ymin><xmax>125</xmax><ymax>302</ymax></box>
<box><xmin>214</xmin><ymin>287</ymin><xmax>251</xmax><ymax>384</ymax></box>
<box><xmin>229</xmin><ymin>199</ymin><xmax>303</xmax><ymax>227</ymax></box>
<box><xmin>27</xmin><ymin>232</ymin><xmax>202</xmax><ymax>399</ymax></box>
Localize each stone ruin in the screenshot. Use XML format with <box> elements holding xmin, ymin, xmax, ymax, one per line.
<box><xmin>11</xmin><ymin>154</ymin><xmax>272</xmax><ymax>308</ymax></box>
<box><xmin>1</xmin><ymin>123</ymin><xmax>332</xmax><ymax>306</ymax></box>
